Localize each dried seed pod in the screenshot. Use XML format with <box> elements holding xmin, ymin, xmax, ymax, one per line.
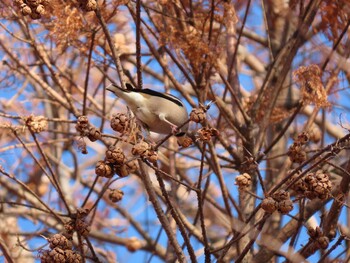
<box><xmin>295</xmin><ymin>132</ymin><xmax>309</xmax><ymax>145</ymax></box>
<box><xmin>14</xmin><ymin>0</ymin><xmax>24</xmax><ymax>6</ymax></box>
<box><xmin>87</xmin><ymin>127</ymin><xmax>101</xmax><ymax>142</ymax></box>
<box><xmin>278</xmin><ymin>199</ymin><xmax>293</xmax><ymax>214</ymax></box>
<box><xmin>108</xmin><ymin>189</ymin><xmax>124</xmax><ymax>203</ymax></box>
<box><xmin>177</xmin><ymin>135</ymin><xmax>193</xmax><ymax>148</ymax></box>
<box><xmin>131</xmin><ymin>141</ymin><xmax>150</xmax><ymax>156</ymax></box>
<box><xmin>261</xmin><ymin>197</ymin><xmax>278</xmax><ymax>213</ymax></box>
<box><xmin>288</xmin><ymin>173</ymin><xmax>308</xmax><ymax>194</ymax></box>
<box><xmin>49</xmin><ymin>247</ymin><xmax>65</xmax><ymax>262</ymax></box>
<box><xmin>76</xmin><ymin>208</ymin><xmax>89</xmax><ymax>219</ymax></box>
<box><xmin>26</xmin><ymin>115</ymin><xmax>47</xmax><ymax>133</ymax></box>
<box><xmin>190</xmin><ymin>107</ymin><xmax>206</xmax><ymax>123</ymax></box>
<box><xmin>111</xmin><ymin>113</ymin><xmax>129</xmax><ymax>133</ymax></box>
<box><xmin>95</xmin><ymin>160</ymin><xmax>114</xmax><ymax>178</ymax></box>
<box><xmin>64</xmin><ymin>250</ymin><xmax>83</xmax><ymax>263</ymax></box>
<box><xmin>146</xmin><ymin>149</ymin><xmax>158</xmax><ymax>164</ymax></box>
<box><xmin>36</xmin><ymin>4</ymin><xmax>45</xmax><ymax>14</ymax></box>
<box><xmin>64</xmin><ymin>220</ymin><xmax>75</xmax><ymax>237</ymax></box>
<box><xmin>197</xmin><ymin>127</ymin><xmax>219</xmax><ymax>142</ymax></box>
<box><xmin>29</xmin><ymin>11</ymin><xmax>41</xmax><ymax>19</ymax></box>
<box><xmin>76</xmin><ymin>115</ymin><xmax>89</xmax><ymax>134</ymax></box>
<box><xmin>272</xmin><ymin>190</ymin><xmax>290</xmax><ymax>202</ymax></box>
<box><xmin>105</xmin><ymin>146</ymin><xmax>125</xmax><ymax>165</ymax></box>
<box><xmin>40</xmin><ymin>249</ymin><xmax>53</xmax><ymax>263</ymax></box>
<box><xmin>125</xmin><ymin>160</ymin><xmax>138</xmax><ymax>173</ymax></box>
<box><xmin>27</xmin><ymin>0</ymin><xmax>41</xmax><ymax>7</ymax></box>
<box><xmin>287</xmin><ymin>143</ymin><xmax>307</xmax><ymax>163</ymax></box>
<box><xmin>235</xmin><ymin>173</ymin><xmax>252</xmax><ymax>190</ymax></box>
<box><xmin>114</xmin><ymin>164</ymin><xmax>130</xmax><ymax>177</ymax></box>
<box><xmin>48</xmin><ymin>234</ymin><xmax>72</xmax><ymax>250</ymax></box>
<box><xmin>316</xmin><ymin>236</ymin><xmax>329</xmax><ymax>249</ymax></box>
<box><xmin>85</xmin><ymin>0</ymin><xmax>97</xmax><ymax>11</ymax></box>
<box><xmin>75</xmin><ymin>219</ymin><xmax>91</xmax><ymax>237</ymax></box>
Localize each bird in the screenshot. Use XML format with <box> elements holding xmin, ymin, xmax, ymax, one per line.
<box><xmin>107</xmin><ymin>83</ymin><xmax>189</xmax><ymax>138</ymax></box>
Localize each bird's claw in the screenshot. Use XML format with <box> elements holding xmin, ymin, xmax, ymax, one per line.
<box><xmin>171</xmin><ymin>124</ymin><xmax>179</xmax><ymax>135</ymax></box>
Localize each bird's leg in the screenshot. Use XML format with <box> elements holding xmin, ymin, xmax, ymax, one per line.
<box><xmin>159</xmin><ymin>114</ymin><xmax>179</xmax><ymax>134</ymax></box>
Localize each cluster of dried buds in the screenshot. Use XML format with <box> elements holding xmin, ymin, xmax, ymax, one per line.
<box><xmin>288</xmin><ymin>132</ymin><xmax>309</xmax><ymax>163</ymax></box>
<box><xmin>261</xmin><ymin>190</ymin><xmax>294</xmax><ymax>214</ymax></box>
<box><xmin>108</xmin><ymin>188</ymin><xmax>124</xmax><ymax>203</ymax></box>
<box><xmin>110</xmin><ymin>113</ymin><xmax>130</xmax><ymax>134</ymax></box>
<box><xmin>197</xmin><ymin>127</ymin><xmax>219</xmax><ymax>142</ymax></box>
<box><xmin>75</xmin><ymin>116</ymin><xmax>102</xmax><ymax>142</ymax></box>
<box><xmin>40</xmin><ymin>233</ymin><xmax>82</xmax><ymax>263</ymax></box>
<box><xmin>40</xmin><ymin>209</ymin><xmax>89</xmax><ymax>263</ymax></box>
<box><xmin>64</xmin><ymin>208</ymin><xmax>91</xmax><ymax>239</ymax></box>
<box><xmin>14</xmin><ymin>0</ymin><xmax>48</xmax><ymax>19</ymax></box>
<box><xmin>289</xmin><ymin>170</ymin><xmax>332</xmax><ymax>200</ymax></box>
<box><xmin>308</xmin><ymin>226</ymin><xmax>329</xmax><ymax>250</ymax></box>
<box><xmin>190</xmin><ymin>106</ymin><xmax>207</xmax><ymax>124</ymax></box>
<box><xmin>25</xmin><ymin>115</ymin><xmax>48</xmax><ymax>133</ymax></box>
<box><xmin>95</xmin><ymin>145</ymin><xmax>137</xmax><ymax>178</ymax></box>
<box><xmin>235</xmin><ymin>173</ymin><xmax>252</xmax><ymax>190</ymax></box>
<box><xmin>132</xmin><ymin>141</ymin><xmax>158</xmax><ymax>164</ymax></box>
<box><xmin>77</xmin><ymin>0</ymin><xmax>97</xmax><ymax>11</ymax></box>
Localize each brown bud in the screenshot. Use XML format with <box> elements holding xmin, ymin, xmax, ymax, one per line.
<box><xmin>278</xmin><ymin>199</ymin><xmax>293</xmax><ymax>214</ymax></box>
<box><xmin>26</xmin><ymin>115</ymin><xmax>47</xmax><ymax>133</ymax></box>
<box><xmin>132</xmin><ymin>141</ymin><xmax>150</xmax><ymax>156</ymax></box>
<box><xmin>85</xmin><ymin>0</ymin><xmax>97</xmax><ymax>11</ymax></box>
<box><xmin>75</xmin><ymin>219</ymin><xmax>91</xmax><ymax>237</ymax></box>
<box><xmin>48</xmin><ymin>234</ymin><xmax>72</xmax><ymax>250</ymax></box>
<box><xmin>111</xmin><ymin>113</ymin><xmax>129</xmax><ymax>133</ymax></box>
<box><xmin>190</xmin><ymin>107</ymin><xmax>206</xmax><ymax>123</ymax></box>
<box><xmin>95</xmin><ymin>160</ymin><xmax>114</xmax><ymax>178</ymax></box>
<box><xmin>36</xmin><ymin>4</ymin><xmax>45</xmax><ymax>14</ymax></box>
<box><xmin>108</xmin><ymin>189</ymin><xmax>124</xmax><ymax>203</ymax></box>
<box><xmin>106</xmin><ymin>145</ymin><xmax>125</xmax><ymax>165</ymax></box>
<box><xmin>87</xmin><ymin>127</ymin><xmax>101</xmax><ymax>142</ymax></box>
<box><xmin>261</xmin><ymin>197</ymin><xmax>278</xmax><ymax>213</ymax></box>
<box><xmin>235</xmin><ymin>173</ymin><xmax>252</xmax><ymax>190</ymax></box>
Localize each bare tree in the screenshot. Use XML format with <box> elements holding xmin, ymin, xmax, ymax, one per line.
<box><xmin>0</xmin><ymin>0</ymin><xmax>350</xmax><ymax>262</ymax></box>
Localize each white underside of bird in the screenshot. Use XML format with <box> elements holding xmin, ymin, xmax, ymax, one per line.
<box><xmin>107</xmin><ymin>84</ymin><xmax>189</xmax><ymax>135</ymax></box>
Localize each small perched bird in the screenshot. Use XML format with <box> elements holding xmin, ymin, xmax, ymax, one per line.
<box><xmin>107</xmin><ymin>83</ymin><xmax>189</xmax><ymax>138</ymax></box>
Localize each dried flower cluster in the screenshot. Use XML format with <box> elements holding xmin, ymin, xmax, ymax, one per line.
<box><xmin>95</xmin><ymin>160</ymin><xmax>114</xmax><ymax>178</ymax></box>
<box><xmin>96</xmin><ymin>145</ymin><xmax>137</xmax><ymax>178</ymax></box>
<box><xmin>235</xmin><ymin>173</ymin><xmax>252</xmax><ymax>190</ymax></box>
<box><xmin>14</xmin><ymin>0</ymin><xmax>49</xmax><ymax>19</ymax></box>
<box><xmin>110</xmin><ymin>113</ymin><xmax>130</xmax><ymax>134</ymax></box>
<box><xmin>288</xmin><ymin>132</ymin><xmax>310</xmax><ymax>163</ymax></box>
<box><xmin>40</xmin><ymin>233</ymin><xmax>82</xmax><ymax>262</ymax></box>
<box><xmin>289</xmin><ymin>170</ymin><xmax>332</xmax><ymax>200</ymax></box>
<box><xmin>320</xmin><ymin>0</ymin><xmax>350</xmax><ymax>40</ymax></box>
<box><xmin>132</xmin><ymin>141</ymin><xmax>158</xmax><ymax>164</ymax></box>
<box><xmin>108</xmin><ymin>188</ymin><xmax>124</xmax><ymax>202</ymax></box>
<box><xmin>293</xmin><ymin>65</ymin><xmax>330</xmax><ymax>107</ymax></box>
<box><xmin>197</xmin><ymin>127</ymin><xmax>219</xmax><ymax>142</ymax></box>
<box><xmin>261</xmin><ymin>190</ymin><xmax>294</xmax><ymax>214</ymax></box>
<box><xmin>177</xmin><ymin>136</ymin><xmax>193</xmax><ymax>148</ymax></box>
<box><xmin>308</xmin><ymin>226</ymin><xmax>330</xmax><ymax>251</ymax></box>
<box><xmin>76</xmin><ymin>0</ymin><xmax>97</xmax><ymax>12</ymax></box>
<box><xmin>25</xmin><ymin>115</ymin><xmax>48</xmax><ymax>133</ymax></box>
<box><xmin>75</xmin><ymin>116</ymin><xmax>102</xmax><ymax>142</ymax></box>
<box><xmin>190</xmin><ymin>107</ymin><xmax>207</xmax><ymax>124</ymax></box>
